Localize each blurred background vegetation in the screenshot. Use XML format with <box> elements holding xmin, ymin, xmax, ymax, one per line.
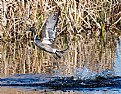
<box><xmin>0</xmin><ymin>0</ymin><xmax>121</xmax><ymax>77</ymax></box>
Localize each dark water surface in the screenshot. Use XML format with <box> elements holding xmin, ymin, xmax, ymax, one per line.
<box><xmin>0</xmin><ymin>70</ymin><xmax>121</xmax><ymax>94</ymax></box>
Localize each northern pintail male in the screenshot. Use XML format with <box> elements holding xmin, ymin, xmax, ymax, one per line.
<box><xmin>26</xmin><ymin>10</ymin><xmax>68</xmax><ymax>58</ymax></box>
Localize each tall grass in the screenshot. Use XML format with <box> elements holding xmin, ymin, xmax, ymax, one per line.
<box><xmin>0</xmin><ymin>0</ymin><xmax>121</xmax><ymax>76</ymax></box>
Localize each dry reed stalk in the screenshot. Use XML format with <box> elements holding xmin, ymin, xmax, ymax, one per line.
<box><xmin>1</xmin><ymin>0</ymin><xmax>7</xmax><ymax>26</ymax></box>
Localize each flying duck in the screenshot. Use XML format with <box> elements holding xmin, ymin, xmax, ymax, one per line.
<box><xmin>26</xmin><ymin>10</ymin><xmax>68</xmax><ymax>58</ymax></box>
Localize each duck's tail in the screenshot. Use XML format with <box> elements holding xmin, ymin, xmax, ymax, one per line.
<box><xmin>55</xmin><ymin>45</ymin><xmax>69</xmax><ymax>58</ymax></box>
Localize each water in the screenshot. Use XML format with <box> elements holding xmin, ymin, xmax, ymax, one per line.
<box><xmin>116</xmin><ymin>39</ymin><xmax>121</xmax><ymax>76</ymax></box>
<box><xmin>0</xmin><ymin>38</ymin><xmax>121</xmax><ymax>94</ymax></box>
<box><xmin>0</xmin><ymin>68</ymin><xmax>121</xmax><ymax>94</ymax></box>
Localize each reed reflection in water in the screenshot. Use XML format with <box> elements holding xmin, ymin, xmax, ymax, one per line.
<box><xmin>0</xmin><ymin>31</ymin><xmax>116</xmax><ymax>77</ymax></box>
<box><xmin>0</xmin><ymin>87</ymin><xmax>120</xmax><ymax>94</ymax></box>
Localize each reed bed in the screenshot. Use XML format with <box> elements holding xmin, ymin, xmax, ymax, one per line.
<box><xmin>0</xmin><ymin>0</ymin><xmax>121</xmax><ymax>76</ymax></box>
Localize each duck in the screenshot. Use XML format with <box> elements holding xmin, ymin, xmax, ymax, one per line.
<box><xmin>26</xmin><ymin>10</ymin><xmax>68</xmax><ymax>58</ymax></box>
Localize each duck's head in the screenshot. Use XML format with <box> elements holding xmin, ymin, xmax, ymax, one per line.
<box><xmin>26</xmin><ymin>23</ymin><xmax>36</xmax><ymax>34</ymax></box>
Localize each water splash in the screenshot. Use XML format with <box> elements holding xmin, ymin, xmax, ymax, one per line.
<box><xmin>73</xmin><ymin>67</ymin><xmax>115</xmax><ymax>81</ymax></box>
<box><xmin>74</xmin><ymin>67</ymin><xmax>98</xmax><ymax>80</ymax></box>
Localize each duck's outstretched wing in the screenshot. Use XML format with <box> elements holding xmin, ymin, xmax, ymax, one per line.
<box><xmin>41</xmin><ymin>10</ymin><xmax>60</xmax><ymax>44</ymax></box>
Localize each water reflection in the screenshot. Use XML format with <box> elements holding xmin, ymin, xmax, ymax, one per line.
<box><xmin>116</xmin><ymin>39</ymin><xmax>121</xmax><ymax>76</ymax></box>
<box><xmin>0</xmin><ymin>34</ymin><xmax>116</xmax><ymax>77</ymax></box>
<box><xmin>0</xmin><ymin>87</ymin><xmax>121</xmax><ymax>94</ymax></box>
<box><xmin>1</xmin><ymin>86</ymin><xmax>120</xmax><ymax>94</ymax></box>
<box><xmin>0</xmin><ymin>32</ymin><xmax>121</xmax><ymax>94</ymax></box>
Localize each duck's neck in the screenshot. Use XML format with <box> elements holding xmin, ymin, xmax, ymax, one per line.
<box><xmin>34</xmin><ymin>35</ymin><xmax>38</xmax><ymax>42</ymax></box>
